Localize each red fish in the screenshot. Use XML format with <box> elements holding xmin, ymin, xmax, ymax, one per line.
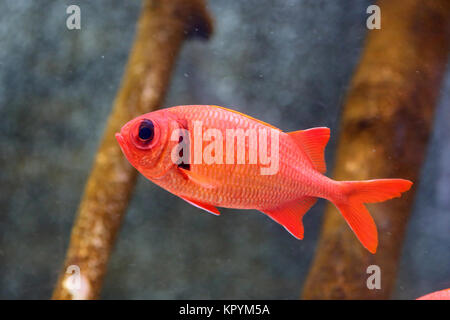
<box><xmin>115</xmin><ymin>105</ymin><xmax>412</xmax><ymax>253</ymax></box>
<box><xmin>417</xmin><ymin>288</ymin><xmax>450</xmax><ymax>300</ymax></box>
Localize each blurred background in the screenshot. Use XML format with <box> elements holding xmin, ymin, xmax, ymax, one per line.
<box><xmin>0</xmin><ymin>0</ymin><xmax>449</xmax><ymax>299</ymax></box>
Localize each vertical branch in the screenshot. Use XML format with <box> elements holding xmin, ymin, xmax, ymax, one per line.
<box><xmin>303</xmin><ymin>0</ymin><xmax>450</xmax><ymax>299</ymax></box>
<box><xmin>52</xmin><ymin>0</ymin><xmax>213</xmax><ymax>300</ymax></box>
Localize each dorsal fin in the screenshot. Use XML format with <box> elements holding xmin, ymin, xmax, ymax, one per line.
<box><xmin>211</xmin><ymin>105</ymin><xmax>281</xmax><ymax>130</ymax></box>
<box><xmin>287</xmin><ymin>127</ymin><xmax>330</xmax><ymax>173</ymax></box>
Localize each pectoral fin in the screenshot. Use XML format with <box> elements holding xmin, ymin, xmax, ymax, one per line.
<box><xmin>179</xmin><ymin>195</ymin><xmax>221</xmax><ymax>216</ymax></box>
<box><xmin>178</xmin><ymin>167</ymin><xmax>217</xmax><ymax>189</ymax></box>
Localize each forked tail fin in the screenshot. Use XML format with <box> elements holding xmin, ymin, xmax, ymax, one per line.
<box><xmin>333</xmin><ymin>179</ymin><xmax>413</xmax><ymax>253</ymax></box>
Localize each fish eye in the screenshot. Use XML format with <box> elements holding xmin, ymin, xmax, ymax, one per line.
<box><xmin>130</xmin><ymin>118</ymin><xmax>160</xmax><ymax>150</ymax></box>
<box><xmin>138</xmin><ymin>119</ymin><xmax>154</xmax><ymax>142</ymax></box>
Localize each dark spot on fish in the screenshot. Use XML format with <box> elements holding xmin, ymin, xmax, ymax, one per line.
<box><xmin>178</xmin><ymin>162</ymin><xmax>190</xmax><ymax>170</ymax></box>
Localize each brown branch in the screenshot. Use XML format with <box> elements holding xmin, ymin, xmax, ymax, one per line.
<box><xmin>302</xmin><ymin>0</ymin><xmax>450</xmax><ymax>299</ymax></box>
<box><xmin>52</xmin><ymin>0</ymin><xmax>213</xmax><ymax>300</ymax></box>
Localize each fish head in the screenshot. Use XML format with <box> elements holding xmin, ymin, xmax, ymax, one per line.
<box><xmin>115</xmin><ymin>110</ymin><xmax>182</xmax><ymax>179</ymax></box>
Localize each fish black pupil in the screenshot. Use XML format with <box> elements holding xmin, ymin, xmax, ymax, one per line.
<box><xmin>138</xmin><ymin>120</ymin><xmax>154</xmax><ymax>141</ymax></box>
<box><xmin>139</xmin><ymin>127</ymin><xmax>152</xmax><ymax>140</ymax></box>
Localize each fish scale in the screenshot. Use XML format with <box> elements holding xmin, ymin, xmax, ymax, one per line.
<box><xmin>116</xmin><ymin>105</ymin><xmax>413</xmax><ymax>253</ymax></box>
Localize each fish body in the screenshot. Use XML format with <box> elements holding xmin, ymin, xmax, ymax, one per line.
<box><xmin>417</xmin><ymin>288</ymin><xmax>450</xmax><ymax>300</ymax></box>
<box><xmin>116</xmin><ymin>105</ymin><xmax>412</xmax><ymax>253</ymax></box>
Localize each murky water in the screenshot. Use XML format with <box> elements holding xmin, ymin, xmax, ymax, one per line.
<box><xmin>0</xmin><ymin>0</ymin><xmax>449</xmax><ymax>299</ymax></box>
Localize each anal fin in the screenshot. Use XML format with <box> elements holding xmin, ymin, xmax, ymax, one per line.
<box><xmin>261</xmin><ymin>196</ymin><xmax>317</xmax><ymax>239</ymax></box>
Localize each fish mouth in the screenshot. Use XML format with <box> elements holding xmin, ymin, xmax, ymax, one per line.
<box><xmin>116</xmin><ymin>132</ymin><xmax>136</xmax><ymax>167</ymax></box>
<box><xmin>115</xmin><ymin>132</ymin><xmax>124</xmax><ymax>145</ymax></box>
<box><xmin>115</xmin><ymin>133</ymin><xmax>128</xmax><ymax>154</ymax></box>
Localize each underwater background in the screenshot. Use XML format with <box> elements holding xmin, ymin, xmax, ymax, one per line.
<box><xmin>0</xmin><ymin>0</ymin><xmax>449</xmax><ymax>299</ymax></box>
